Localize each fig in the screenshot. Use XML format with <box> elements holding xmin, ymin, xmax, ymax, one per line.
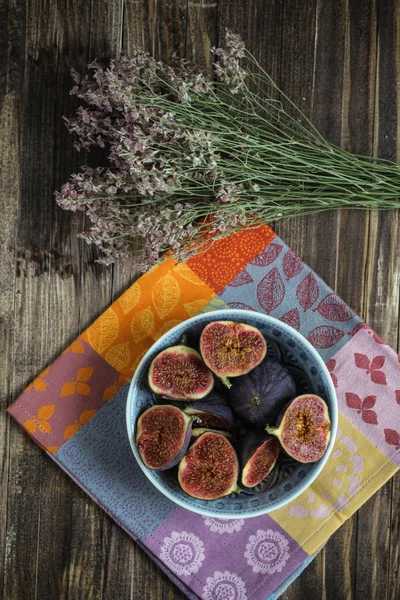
<box><xmin>266</xmin><ymin>394</ymin><xmax>331</xmax><ymax>464</ymax></box>
<box><xmin>228</xmin><ymin>358</ymin><xmax>296</xmax><ymax>428</ymax></box>
<box><xmin>239</xmin><ymin>431</ymin><xmax>280</xmax><ymax>488</ymax></box>
<box><xmin>178</xmin><ymin>431</ymin><xmax>240</xmax><ymax>500</ymax></box>
<box><xmin>183</xmin><ymin>393</ymin><xmax>234</xmax><ymax>432</ymax></box>
<box><xmin>148</xmin><ymin>345</ymin><xmax>214</xmax><ymax>400</ymax></box>
<box><xmin>200</xmin><ymin>321</ymin><xmax>267</xmax><ymax>388</ymax></box>
<box><xmin>136</xmin><ymin>404</ymin><xmax>192</xmax><ymax>470</ymax></box>
<box><xmin>191</xmin><ymin>427</ymin><xmax>235</xmax><ymax>442</ymax></box>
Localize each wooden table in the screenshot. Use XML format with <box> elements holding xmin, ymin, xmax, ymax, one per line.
<box><xmin>1</xmin><ymin>0</ymin><xmax>399</xmax><ymax>598</ymax></box>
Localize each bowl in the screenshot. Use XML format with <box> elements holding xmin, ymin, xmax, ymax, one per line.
<box><xmin>126</xmin><ymin>309</ymin><xmax>338</xmax><ymax>519</ymax></box>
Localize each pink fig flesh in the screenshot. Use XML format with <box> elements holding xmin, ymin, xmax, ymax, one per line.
<box><xmin>148</xmin><ymin>345</ymin><xmax>214</xmax><ymax>400</ymax></box>
<box><xmin>200</xmin><ymin>321</ymin><xmax>267</xmax><ymax>388</ymax></box>
<box><xmin>178</xmin><ymin>432</ymin><xmax>240</xmax><ymax>500</ymax></box>
<box><xmin>136</xmin><ymin>405</ymin><xmax>192</xmax><ymax>470</ymax></box>
<box><xmin>240</xmin><ymin>432</ymin><xmax>280</xmax><ymax>488</ymax></box>
<box><xmin>266</xmin><ymin>394</ymin><xmax>331</xmax><ymax>464</ymax></box>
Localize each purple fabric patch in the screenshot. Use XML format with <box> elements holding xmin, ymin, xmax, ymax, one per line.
<box><xmin>146</xmin><ymin>508</ymin><xmax>308</xmax><ymax>600</ymax></box>
<box><xmin>8</xmin><ymin>339</ymin><xmax>124</xmax><ymax>451</ymax></box>
<box><xmin>331</xmin><ymin>327</ymin><xmax>400</xmax><ymax>466</ymax></box>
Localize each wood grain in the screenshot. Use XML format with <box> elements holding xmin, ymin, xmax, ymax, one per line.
<box><xmin>1</xmin><ymin>1</ymin><xmax>400</xmax><ymax>599</ymax></box>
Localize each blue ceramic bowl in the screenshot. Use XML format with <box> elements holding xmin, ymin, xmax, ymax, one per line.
<box><xmin>126</xmin><ymin>310</ymin><xmax>337</xmax><ymax>519</ymax></box>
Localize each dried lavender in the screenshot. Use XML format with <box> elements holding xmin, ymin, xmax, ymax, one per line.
<box><xmin>56</xmin><ymin>31</ymin><xmax>400</xmax><ymax>269</ymax></box>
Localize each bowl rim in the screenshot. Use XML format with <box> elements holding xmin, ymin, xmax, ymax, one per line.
<box><xmin>126</xmin><ymin>309</ymin><xmax>338</xmax><ymax>519</ymax></box>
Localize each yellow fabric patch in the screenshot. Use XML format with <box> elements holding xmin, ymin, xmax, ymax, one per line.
<box><xmin>270</xmin><ymin>413</ymin><xmax>397</xmax><ymax>554</ymax></box>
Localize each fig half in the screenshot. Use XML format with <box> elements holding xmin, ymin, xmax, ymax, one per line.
<box><xmin>266</xmin><ymin>394</ymin><xmax>331</xmax><ymax>463</ymax></box>
<box><xmin>136</xmin><ymin>404</ymin><xmax>192</xmax><ymax>470</ymax></box>
<box><xmin>178</xmin><ymin>431</ymin><xmax>240</xmax><ymax>500</ymax></box>
<box><xmin>240</xmin><ymin>431</ymin><xmax>280</xmax><ymax>488</ymax></box>
<box><xmin>148</xmin><ymin>345</ymin><xmax>214</xmax><ymax>400</ymax></box>
<box><xmin>228</xmin><ymin>358</ymin><xmax>296</xmax><ymax>428</ymax></box>
<box><xmin>183</xmin><ymin>392</ymin><xmax>234</xmax><ymax>432</ymax></box>
<box><xmin>200</xmin><ymin>321</ymin><xmax>267</xmax><ymax>388</ymax></box>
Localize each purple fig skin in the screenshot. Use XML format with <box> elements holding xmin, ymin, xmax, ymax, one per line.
<box><xmin>266</xmin><ymin>394</ymin><xmax>331</xmax><ymax>464</ymax></box>
<box><xmin>136</xmin><ymin>405</ymin><xmax>193</xmax><ymax>471</ymax></box>
<box><xmin>228</xmin><ymin>358</ymin><xmax>297</xmax><ymax>428</ymax></box>
<box><xmin>183</xmin><ymin>392</ymin><xmax>234</xmax><ymax>431</ymax></box>
<box><xmin>239</xmin><ymin>431</ymin><xmax>280</xmax><ymax>488</ymax></box>
<box><xmin>191</xmin><ymin>427</ymin><xmax>235</xmax><ymax>443</ymax></box>
<box><xmin>148</xmin><ymin>345</ymin><xmax>214</xmax><ymax>401</ymax></box>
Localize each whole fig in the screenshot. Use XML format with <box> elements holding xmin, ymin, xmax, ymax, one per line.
<box><xmin>183</xmin><ymin>392</ymin><xmax>234</xmax><ymax>432</ymax></box>
<box><xmin>200</xmin><ymin>321</ymin><xmax>267</xmax><ymax>388</ymax></box>
<box><xmin>266</xmin><ymin>394</ymin><xmax>331</xmax><ymax>463</ymax></box>
<box><xmin>136</xmin><ymin>404</ymin><xmax>192</xmax><ymax>470</ymax></box>
<box><xmin>228</xmin><ymin>358</ymin><xmax>296</xmax><ymax>428</ymax></box>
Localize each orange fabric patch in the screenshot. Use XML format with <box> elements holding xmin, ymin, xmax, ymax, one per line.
<box><xmin>187</xmin><ymin>225</ymin><xmax>275</xmax><ymax>293</ymax></box>
<box><xmin>81</xmin><ymin>258</ymin><xmax>215</xmax><ymax>379</ymax></box>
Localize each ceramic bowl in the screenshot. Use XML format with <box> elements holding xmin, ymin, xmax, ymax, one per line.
<box><xmin>126</xmin><ymin>309</ymin><xmax>338</xmax><ymax>518</ymax></box>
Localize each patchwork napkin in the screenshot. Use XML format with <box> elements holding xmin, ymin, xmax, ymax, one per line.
<box><xmin>8</xmin><ymin>225</ymin><xmax>400</xmax><ymax>600</ymax></box>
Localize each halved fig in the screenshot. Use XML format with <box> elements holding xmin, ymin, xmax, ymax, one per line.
<box><xmin>200</xmin><ymin>321</ymin><xmax>267</xmax><ymax>388</ymax></box>
<box><xmin>266</xmin><ymin>394</ymin><xmax>331</xmax><ymax>464</ymax></box>
<box><xmin>136</xmin><ymin>404</ymin><xmax>192</xmax><ymax>470</ymax></box>
<box><xmin>240</xmin><ymin>431</ymin><xmax>280</xmax><ymax>488</ymax></box>
<box><xmin>183</xmin><ymin>392</ymin><xmax>234</xmax><ymax>432</ymax></box>
<box><xmin>228</xmin><ymin>358</ymin><xmax>296</xmax><ymax>427</ymax></box>
<box><xmin>148</xmin><ymin>345</ymin><xmax>214</xmax><ymax>400</ymax></box>
<box><xmin>178</xmin><ymin>431</ymin><xmax>240</xmax><ymax>500</ymax></box>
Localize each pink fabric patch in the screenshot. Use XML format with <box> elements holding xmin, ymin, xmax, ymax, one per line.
<box><xmin>331</xmin><ymin>327</ymin><xmax>400</xmax><ymax>466</ymax></box>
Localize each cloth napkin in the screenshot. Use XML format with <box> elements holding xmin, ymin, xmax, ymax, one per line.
<box><xmin>8</xmin><ymin>225</ymin><xmax>400</xmax><ymax>600</ymax></box>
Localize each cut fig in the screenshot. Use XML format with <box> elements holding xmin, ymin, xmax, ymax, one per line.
<box><xmin>148</xmin><ymin>345</ymin><xmax>214</xmax><ymax>400</ymax></box>
<box><xmin>266</xmin><ymin>394</ymin><xmax>331</xmax><ymax>464</ymax></box>
<box><xmin>178</xmin><ymin>431</ymin><xmax>240</xmax><ymax>500</ymax></box>
<box><xmin>183</xmin><ymin>392</ymin><xmax>234</xmax><ymax>432</ymax></box>
<box><xmin>228</xmin><ymin>358</ymin><xmax>296</xmax><ymax>428</ymax></box>
<box><xmin>200</xmin><ymin>321</ymin><xmax>267</xmax><ymax>388</ymax></box>
<box><xmin>240</xmin><ymin>431</ymin><xmax>280</xmax><ymax>488</ymax></box>
<box><xmin>136</xmin><ymin>404</ymin><xmax>192</xmax><ymax>470</ymax></box>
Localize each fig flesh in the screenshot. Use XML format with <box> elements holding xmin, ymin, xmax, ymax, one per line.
<box><xmin>228</xmin><ymin>358</ymin><xmax>296</xmax><ymax>428</ymax></box>
<box><xmin>200</xmin><ymin>321</ymin><xmax>267</xmax><ymax>388</ymax></box>
<box><xmin>266</xmin><ymin>394</ymin><xmax>331</xmax><ymax>463</ymax></box>
<box><xmin>183</xmin><ymin>393</ymin><xmax>234</xmax><ymax>432</ymax></box>
<box><xmin>148</xmin><ymin>345</ymin><xmax>214</xmax><ymax>400</ymax></box>
<box><xmin>178</xmin><ymin>431</ymin><xmax>240</xmax><ymax>500</ymax></box>
<box><xmin>240</xmin><ymin>431</ymin><xmax>280</xmax><ymax>488</ymax></box>
<box><xmin>136</xmin><ymin>404</ymin><xmax>192</xmax><ymax>470</ymax></box>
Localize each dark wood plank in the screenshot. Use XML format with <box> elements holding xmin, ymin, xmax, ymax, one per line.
<box><xmin>323</xmin><ymin>2</ymin><xmax>378</xmax><ymax>599</ymax></box>
<box><xmin>352</xmin><ymin>1</ymin><xmax>400</xmax><ymax>598</ymax></box>
<box><xmin>0</xmin><ymin>94</ymin><xmax>21</xmax><ymax>599</ymax></box>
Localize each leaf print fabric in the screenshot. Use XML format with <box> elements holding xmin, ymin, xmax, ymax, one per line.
<box><xmin>296</xmin><ymin>272</ymin><xmax>319</xmax><ymax>311</ymax></box>
<box><xmin>282</xmin><ymin>250</ymin><xmax>304</xmax><ymax>280</ymax></box>
<box><xmin>257</xmin><ymin>267</ymin><xmax>285</xmax><ymax>313</ymax></box>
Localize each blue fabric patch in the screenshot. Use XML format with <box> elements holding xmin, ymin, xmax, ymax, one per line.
<box><xmin>56</xmin><ymin>384</ymin><xmax>177</xmax><ymax>541</ymax></box>
<box><xmin>218</xmin><ymin>236</ymin><xmax>362</xmax><ymax>362</ymax></box>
